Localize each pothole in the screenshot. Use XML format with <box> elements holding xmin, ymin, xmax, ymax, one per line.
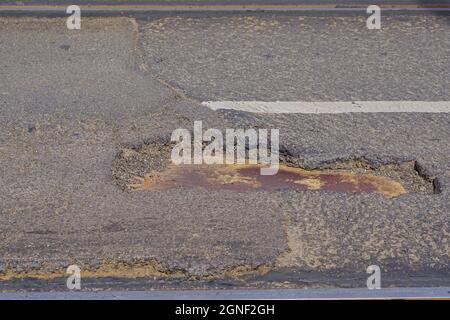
<box><xmin>112</xmin><ymin>142</ymin><xmax>437</xmax><ymax>199</ymax></box>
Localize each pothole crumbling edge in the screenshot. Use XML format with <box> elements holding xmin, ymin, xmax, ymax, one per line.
<box><xmin>111</xmin><ymin>140</ymin><xmax>440</xmax><ymax>196</ymax></box>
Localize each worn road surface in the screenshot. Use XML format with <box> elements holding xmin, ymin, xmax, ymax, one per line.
<box><xmin>0</xmin><ymin>10</ymin><xmax>449</xmax><ymax>292</ymax></box>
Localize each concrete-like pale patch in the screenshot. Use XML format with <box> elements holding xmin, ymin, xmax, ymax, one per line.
<box><xmin>0</xmin><ymin>259</ymin><xmax>271</xmax><ymax>282</ymax></box>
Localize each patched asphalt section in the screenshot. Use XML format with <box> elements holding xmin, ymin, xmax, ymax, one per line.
<box><xmin>0</xmin><ymin>15</ymin><xmax>449</xmax><ymax>290</ymax></box>
<box><xmin>0</xmin><ymin>17</ymin><xmax>286</xmax><ymax>283</ymax></box>
<box><xmin>138</xmin><ymin>14</ymin><xmax>450</xmax><ymax>101</ymax></box>
<box><xmin>135</xmin><ymin>13</ymin><xmax>449</xmax><ymax>287</ymax></box>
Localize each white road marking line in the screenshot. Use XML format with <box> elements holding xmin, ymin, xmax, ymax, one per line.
<box><xmin>201</xmin><ymin>101</ymin><xmax>450</xmax><ymax>114</ymax></box>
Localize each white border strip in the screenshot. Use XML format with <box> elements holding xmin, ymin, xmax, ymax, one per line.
<box><xmin>202</xmin><ymin>101</ymin><xmax>450</xmax><ymax>114</ymax></box>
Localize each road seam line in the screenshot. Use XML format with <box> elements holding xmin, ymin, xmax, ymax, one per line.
<box><xmin>201</xmin><ymin>101</ymin><xmax>450</xmax><ymax>114</ymax></box>
<box><xmin>1</xmin><ymin>4</ymin><xmax>449</xmax><ymax>11</ymax></box>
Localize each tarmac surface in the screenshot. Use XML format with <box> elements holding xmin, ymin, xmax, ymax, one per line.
<box><xmin>3</xmin><ymin>1</ymin><xmax>449</xmax><ymax>5</ymax></box>
<box><xmin>1</xmin><ymin>0</ymin><xmax>449</xmax><ymax>14</ymax></box>
<box><xmin>1</xmin><ymin>287</ymin><xmax>450</xmax><ymax>299</ymax></box>
<box><xmin>0</xmin><ymin>9</ymin><xmax>449</xmax><ymax>292</ymax></box>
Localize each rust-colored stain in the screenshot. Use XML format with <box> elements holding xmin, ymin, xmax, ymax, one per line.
<box><xmin>129</xmin><ymin>164</ymin><xmax>406</xmax><ymax>198</ymax></box>
<box><xmin>0</xmin><ymin>262</ymin><xmax>270</xmax><ymax>281</ymax></box>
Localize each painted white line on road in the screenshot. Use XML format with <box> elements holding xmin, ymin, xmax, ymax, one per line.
<box><xmin>202</xmin><ymin>101</ymin><xmax>450</xmax><ymax>114</ymax></box>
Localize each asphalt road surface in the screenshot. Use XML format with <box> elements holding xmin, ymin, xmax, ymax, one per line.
<box><xmin>3</xmin><ymin>1</ymin><xmax>449</xmax><ymax>5</ymax></box>
<box><xmin>1</xmin><ymin>287</ymin><xmax>450</xmax><ymax>299</ymax></box>
<box><xmin>0</xmin><ymin>6</ymin><xmax>449</xmax><ymax>293</ymax></box>
<box><xmin>1</xmin><ymin>0</ymin><xmax>449</xmax><ymax>10</ymax></box>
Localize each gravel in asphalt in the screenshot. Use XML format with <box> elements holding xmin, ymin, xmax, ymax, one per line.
<box><xmin>0</xmin><ymin>13</ymin><xmax>449</xmax><ymax>291</ymax></box>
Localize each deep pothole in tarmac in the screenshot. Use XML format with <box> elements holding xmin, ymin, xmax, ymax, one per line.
<box><xmin>111</xmin><ymin>142</ymin><xmax>438</xmax><ymax>199</ymax></box>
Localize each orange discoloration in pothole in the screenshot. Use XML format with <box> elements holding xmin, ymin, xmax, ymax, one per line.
<box><xmin>129</xmin><ymin>164</ymin><xmax>406</xmax><ymax>198</ymax></box>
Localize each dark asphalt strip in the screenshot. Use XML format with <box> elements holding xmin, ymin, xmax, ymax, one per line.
<box><xmin>1</xmin><ymin>0</ymin><xmax>449</xmax><ymax>5</ymax></box>
<box><xmin>0</xmin><ymin>0</ymin><xmax>449</xmax><ymax>14</ymax></box>
<box><xmin>1</xmin><ymin>287</ymin><xmax>449</xmax><ymax>299</ymax></box>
